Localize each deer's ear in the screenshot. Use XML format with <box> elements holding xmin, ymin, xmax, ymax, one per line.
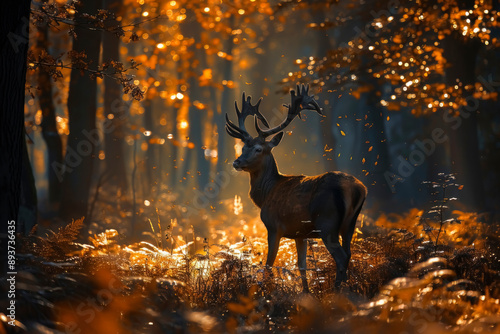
<box><xmin>268</xmin><ymin>132</ymin><xmax>284</xmax><ymax>148</ymax></box>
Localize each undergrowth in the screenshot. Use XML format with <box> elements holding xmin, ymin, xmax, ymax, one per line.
<box><xmin>1</xmin><ymin>204</ymin><xmax>499</xmax><ymax>333</ymax></box>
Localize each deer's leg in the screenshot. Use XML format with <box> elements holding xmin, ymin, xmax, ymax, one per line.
<box><xmin>340</xmin><ymin>199</ymin><xmax>365</xmax><ymax>275</ymax></box>
<box><xmin>316</xmin><ymin>217</ymin><xmax>348</xmax><ymax>289</ymax></box>
<box><xmin>340</xmin><ymin>219</ymin><xmax>356</xmax><ymax>274</ymax></box>
<box><xmin>294</xmin><ymin>238</ymin><xmax>309</xmax><ymax>293</ymax></box>
<box><xmin>264</xmin><ymin>231</ymin><xmax>281</xmax><ymax>281</ymax></box>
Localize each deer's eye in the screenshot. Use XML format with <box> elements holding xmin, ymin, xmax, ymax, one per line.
<box><xmin>255</xmin><ymin>147</ymin><xmax>263</xmax><ymax>153</ymax></box>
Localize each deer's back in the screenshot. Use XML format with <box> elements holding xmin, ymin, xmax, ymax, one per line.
<box><xmin>260</xmin><ymin>171</ymin><xmax>366</xmax><ymax>238</ymax></box>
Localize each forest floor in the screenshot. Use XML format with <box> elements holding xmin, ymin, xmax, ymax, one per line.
<box><xmin>2</xmin><ymin>191</ymin><xmax>500</xmax><ymax>333</ymax></box>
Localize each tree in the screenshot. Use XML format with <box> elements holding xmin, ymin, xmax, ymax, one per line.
<box><xmin>34</xmin><ymin>3</ymin><xmax>63</xmax><ymax>215</ymax></box>
<box><xmin>60</xmin><ymin>0</ymin><xmax>104</xmax><ymax>220</ymax></box>
<box><xmin>103</xmin><ymin>0</ymin><xmax>128</xmax><ymax>192</ymax></box>
<box><xmin>284</xmin><ymin>0</ymin><xmax>500</xmax><ymax>212</ymax></box>
<box><xmin>0</xmin><ymin>0</ymin><xmax>31</xmax><ymax>270</ymax></box>
<box><xmin>180</xmin><ymin>10</ymin><xmax>211</xmax><ymax>193</ymax></box>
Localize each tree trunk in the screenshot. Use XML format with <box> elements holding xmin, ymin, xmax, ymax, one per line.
<box><xmin>443</xmin><ymin>31</ymin><xmax>484</xmax><ymax>212</ymax></box>
<box><xmin>168</xmin><ymin>100</ymin><xmax>179</xmax><ymax>190</ymax></box>
<box><xmin>311</xmin><ymin>8</ymin><xmax>338</xmax><ymax>172</ymax></box>
<box><xmin>361</xmin><ymin>97</ymin><xmax>392</xmax><ymax>210</ymax></box>
<box><xmin>103</xmin><ymin>0</ymin><xmax>127</xmax><ymax>192</ymax></box>
<box><xmin>0</xmin><ymin>0</ymin><xmax>31</xmax><ymax>271</ymax></box>
<box><xmin>186</xmin><ymin>78</ymin><xmax>210</xmax><ymax>189</ymax></box>
<box><xmin>180</xmin><ymin>11</ymin><xmax>211</xmax><ymax>194</ymax></box>
<box><xmin>216</xmin><ymin>17</ymin><xmax>235</xmax><ymax>179</ymax></box>
<box><xmin>60</xmin><ymin>0</ymin><xmax>103</xmax><ymax>220</ymax></box>
<box><xmin>36</xmin><ymin>19</ymin><xmax>63</xmax><ymax>215</ymax></box>
<box><xmin>144</xmin><ymin>99</ymin><xmax>155</xmax><ymax>188</ymax></box>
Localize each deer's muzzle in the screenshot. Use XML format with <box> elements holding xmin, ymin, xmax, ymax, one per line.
<box><xmin>233</xmin><ymin>160</ymin><xmax>244</xmax><ymax>171</ymax></box>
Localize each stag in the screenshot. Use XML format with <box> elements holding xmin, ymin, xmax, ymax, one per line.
<box><xmin>225</xmin><ymin>84</ymin><xmax>367</xmax><ymax>292</ymax></box>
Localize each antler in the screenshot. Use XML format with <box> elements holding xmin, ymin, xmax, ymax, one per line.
<box><xmin>255</xmin><ymin>84</ymin><xmax>323</xmax><ymax>139</ymax></box>
<box><xmin>225</xmin><ymin>92</ymin><xmax>270</xmax><ymax>142</ymax></box>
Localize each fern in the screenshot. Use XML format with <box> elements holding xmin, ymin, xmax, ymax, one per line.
<box><xmin>39</xmin><ymin>217</ymin><xmax>85</xmax><ymax>259</ymax></box>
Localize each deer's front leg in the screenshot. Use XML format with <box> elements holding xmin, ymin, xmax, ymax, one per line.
<box><xmin>294</xmin><ymin>238</ymin><xmax>309</xmax><ymax>293</ymax></box>
<box><xmin>264</xmin><ymin>230</ymin><xmax>281</xmax><ymax>282</ymax></box>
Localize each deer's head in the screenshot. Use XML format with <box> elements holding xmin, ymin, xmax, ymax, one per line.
<box><xmin>226</xmin><ymin>84</ymin><xmax>323</xmax><ymax>173</ymax></box>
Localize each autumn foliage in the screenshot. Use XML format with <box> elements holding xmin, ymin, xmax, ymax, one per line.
<box><xmin>4</xmin><ymin>191</ymin><xmax>499</xmax><ymax>333</ymax></box>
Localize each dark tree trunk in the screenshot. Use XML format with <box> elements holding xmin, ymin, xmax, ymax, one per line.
<box><xmin>443</xmin><ymin>32</ymin><xmax>484</xmax><ymax>212</ymax></box>
<box><xmin>361</xmin><ymin>99</ymin><xmax>392</xmax><ymax>211</ymax></box>
<box><xmin>60</xmin><ymin>0</ymin><xmax>103</xmax><ymax>220</ymax></box>
<box><xmin>36</xmin><ymin>20</ymin><xmax>63</xmax><ymax>215</ymax></box>
<box><xmin>0</xmin><ymin>0</ymin><xmax>31</xmax><ymax>271</ymax></box>
<box><xmin>144</xmin><ymin>99</ymin><xmax>155</xmax><ymax>188</ymax></box>
<box><xmin>424</xmin><ymin>110</ymin><xmax>449</xmax><ymax>183</ymax></box>
<box><xmin>186</xmin><ymin>79</ymin><xmax>210</xmax><ymax>189</ymax></box>
<box><xmin>216</xmin><ymin>18</ymin><xmax>235</xmax><ymax>179</ymax></box>
<box><xmin>180</xmin><ymin>11</ymin><xmax>210</xmax><ymax>194</ymax></box>
<box><xmin>103</xmin><ymin>0</ymin><xmax>127</xmax><ymax>191</ymax></box>
<box><xmin>310</xmin><ymin>8</ymin><xmax>338</xmax><ymax>172</ymax></box>
<box><xmin>168</xmin><ymin>102</ymin><xmax>179</xmax><ymax>190</ymax></box>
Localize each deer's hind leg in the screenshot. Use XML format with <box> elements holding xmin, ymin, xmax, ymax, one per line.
<box><xmin>340</xmin><ymin>197</ymin><xmax>366</xmax><ymax>276</ymax></box>
<box><xmin>316</xmin><ymin>216</ymin><xmax>348</xmax><ymax>289</ymax></box>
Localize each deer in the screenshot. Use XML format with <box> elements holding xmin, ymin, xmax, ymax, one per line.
<box><xmin>225</xmin><ymin>84</ymin><xmax>367</xmax><ymax>292</ymax></box>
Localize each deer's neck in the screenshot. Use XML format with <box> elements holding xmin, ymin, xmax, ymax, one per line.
<box><xmin>249</xmin><ymin>154</ymin><xmax>282</xmax><ymax>208</ymax></box>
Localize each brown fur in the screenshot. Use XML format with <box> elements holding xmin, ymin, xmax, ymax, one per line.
<box><xmin>227</xmin><ymin>87</ymin><xmax>367</xmax><ymax>291</ymax></box>
<box><xmin>237</xmin><ymin>150</ymin><xmax>366</xmax><ymax>291</ymax></box>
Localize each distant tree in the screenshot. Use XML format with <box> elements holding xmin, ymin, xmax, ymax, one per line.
<box><xmin>28</xmin><ymin>0</ymin><xmax>145</xmax><ymax>221</ymax></box>
<box><xmin>103</xmin><ymin>0</ymin><xmax>128</xmax><ymax>192</ymax></box>
<box><xmin>59</xmin><ymin>0</ymin><xmax>104</xmax><ymax>220</ymax></box>
<box><xmin>180</xmin><ymin>10</ymin><xmax>211</xmax><ymax>193</ymax></box>
<box><xmin>33</xmin><ymin>1</ymin><xmax>63</xmax><ymax>215</ymax></box>
<box><xmin>128</xmin><ymin>0</ymin><xmax>274</xmax><ymax>205</ymax></box>
<box><xmin>284</xmin><ymin>0</ymin><xmax>500</xmax><ymax>211</ymax></box>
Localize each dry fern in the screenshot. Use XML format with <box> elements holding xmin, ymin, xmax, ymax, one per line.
<box><xmin>37</xmin><ymin>217</ymin><xmax>85</xmax><ymax>259</ymax></box>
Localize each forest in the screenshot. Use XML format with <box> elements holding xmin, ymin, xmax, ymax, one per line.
<box><xmin>1</xmin><ymin>0</ymin><xmax>499</xmax><ymax>333</ymax></box>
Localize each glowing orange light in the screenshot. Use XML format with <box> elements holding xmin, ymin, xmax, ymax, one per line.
<box><xmin>179</xmin><ymin>121</ymin><xmax>188</xmax><ymax>129</ymax></box>
<box><xmin>234</xmin><ymin>195</ymin><xmax>243</xmax><ymax>215</ymax></box>
<box><xmin>234</xmin><ymin>141</ymin><xmax>243</xmax><ymax>157</ymax></box>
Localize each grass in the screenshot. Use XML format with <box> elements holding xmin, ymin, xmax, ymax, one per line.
<box><xmin>2</xmin><ymin>196</ymin><xmax>500</xmax><ymax>333</ymax></box>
